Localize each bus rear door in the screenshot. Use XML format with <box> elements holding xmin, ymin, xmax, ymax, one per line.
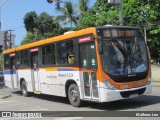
<box><xmin>9</xmin><ymin>53</ymin><xmax>18</xmax><ymax>89</ymax></box>
<box><xmin>79</xmin><ymin>41</ymin><xmax>99</xmax><ymax>100</ymax></box>
<box><xmin>30</xmin><ymin>48</ymin><xmax>40</xmax><ymax>92</ymax></box>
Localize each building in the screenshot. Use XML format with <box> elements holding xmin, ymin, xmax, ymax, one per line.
<box><xmin>0</xmin><ymin>30</ymin><xmax>16</xmax><ymax>50</ymax></box>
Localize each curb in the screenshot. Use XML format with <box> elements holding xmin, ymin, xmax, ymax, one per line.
<box><xmin>0</xmin><ymin>94</ymin><xmax>11</xmax><ymax>99</ymax></box>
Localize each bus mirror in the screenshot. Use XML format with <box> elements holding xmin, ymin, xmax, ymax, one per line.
<box><xmin>97</xmin><ymin>35</ymin><xmax>101</xmax><ymax>40</ymax></box>
<box><xmin>98</xmin><ymin>41</ymin><xmax>103</xmax><ymax>54</ymax></box>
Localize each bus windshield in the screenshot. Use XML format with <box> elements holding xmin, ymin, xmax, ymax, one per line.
<box><xmin>101</xmin><ymin>38</ymin><xmax>148</xmax><ymax>75</ymax></box>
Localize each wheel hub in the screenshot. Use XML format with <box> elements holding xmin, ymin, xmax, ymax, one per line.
<box><xmin>22</xmin><ymin>83</ymin><xmax>27</xmax><ymax>95</ymax></box>
<box><xmin>71</xmin><ymin>89</ymin><xmax>78</xmax><ymax>102</ymax></box>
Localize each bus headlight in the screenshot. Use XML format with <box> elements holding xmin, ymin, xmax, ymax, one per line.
<box><xmin>147</xmin><ymin>77</ymin><xmax>152</xmax><ymax>85</ymax></box>
<box><xmin>103</xmin><ymin>79</ymin><xmax>116</xmax><ymax>90</ymax></box>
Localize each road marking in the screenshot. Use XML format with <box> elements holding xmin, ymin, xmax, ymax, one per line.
<box><xmin>0</xmin><ymin>100</ymin><xmax>16</xmax><ymax>104</ymax></box>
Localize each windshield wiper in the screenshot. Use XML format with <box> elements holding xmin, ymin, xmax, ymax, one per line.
<box><xmin>112</xmin><ymin>39</ymin><xmax>129</xmax><ymax>65</ymax></box>
<box><xmin>112</xmin><ymin>39</ymin><xmax>133</xmax><ymax>74</ymax></box>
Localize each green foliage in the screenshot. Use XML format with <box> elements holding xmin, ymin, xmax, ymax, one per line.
<box><xmin>44</xmin><ymin>27</ymin><xmax>71</xmax><ymax>38</ymax></box>
<box><xmin>56</xmin><ymin>1</ymin><xmax>78</xmax><ymax>26</ymax></box>
<box><xmin>147</xmin><ymin>25</ymin><xmax>160</xmax><ymax>60</ymax></box>
<box><xmin>123</xmin><ymin>0</ymin><xmax>159</xmax><ymax>26</ymax></box>
<box><xmin>35</xmin><ymin>12</ymin><xmax>57</xmax><ymax>36</ymax></box>
<box><xmin>22</xmin><ymin>11</ymin><xmax>59</xmax><ymax>45</ymax></box>
<box><xmin>79</xmin><ymin>0</ymin><xmax>89</xmax><ymax>15</ymax></box>
<box><xmin>23</xmin><ymin>11</ymin><xmax>37</xmax><ymax>32</ymax></box>
<box><xmin>76</xmin><ymin>0</ymin><xmax>160</xmax><ymax>60</ymax></box>
<box><xmin>21</xmin><ymin>32</ymin><xmax>35</xmax><ymax>45</ymax></box>
<box><xmin>76</xmin><ymin>0</ymin><xmax>120</xmax><ymax>28</ymax></box>
<box><xmin>21</xmin><ymin>0</ymin><xmax>160</xmax><ymax>60</ymax></box>
<box><xmin>76</xmin><ymin>8</ymin><xmax>96</xmax><ymax>29</ymax></box>
<box><xmin>21</xmin><ymin>27</ymin><xmax>71</xmax><ymax>45</ymax></box>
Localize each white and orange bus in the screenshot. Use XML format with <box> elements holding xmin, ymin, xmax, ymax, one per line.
<box><xmin>3</xmin><ymin>26</ymin><xmax>152</xmax><ymax>107</ymax></box>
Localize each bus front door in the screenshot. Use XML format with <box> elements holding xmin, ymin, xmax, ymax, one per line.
<box><xmin>10</xmin><ymin>56</ymin><xmax>18</xmax><ymax>89</ymax></box>
<box><xmin>80</xmin><ymin>42</ymin><xmax>99</xmax><ymax>100</ymax></box>
<box><xmin>31</xmin><ymin>52</ymin><xmax>40</xmax><ymax>92</ymax></box>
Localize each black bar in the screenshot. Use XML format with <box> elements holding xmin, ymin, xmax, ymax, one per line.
<box><xmin>0</xmin><ymin>111</ymin><xmax>160</xmax><ymax>117</ymax></box>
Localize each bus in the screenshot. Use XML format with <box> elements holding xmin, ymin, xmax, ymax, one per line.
<box><xmin>3</xmin><ymin>26</ymin><xmax>152</xmax><ymax>107</ymax></box>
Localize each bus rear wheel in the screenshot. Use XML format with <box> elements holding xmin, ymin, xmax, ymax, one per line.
<box><xmin>68</xmin><ymin>84</ymin><xmax>82</xmax><ymax>107</ymax></box>
<box><xmin>21</xmin><ymin>81</ymin><xmax>29</xmax><ymax>97</ymax></box>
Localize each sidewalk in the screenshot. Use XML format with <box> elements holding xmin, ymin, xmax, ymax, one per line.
<box><xmin>151</xmin><ymin>64</ymin><xmax>160</xmax><ymax>87</ymax></box>
<box><xmin>0</xmin><ymin>83</ymin><xmax>11</xmax><ymax>99</ymax></box>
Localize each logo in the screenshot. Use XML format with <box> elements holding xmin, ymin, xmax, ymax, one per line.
<box><xmin>2</xmin><ymin>112</ymin><xmax>12</xmax><ymax>118</ymax></box>
<box><xmin>1</xmin><ymin>112</ymin><xmax>42</xmax><ymax>118</ymax></box>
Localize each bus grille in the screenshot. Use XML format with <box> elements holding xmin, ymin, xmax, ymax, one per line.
<box><xmin>120</xmin><ymin>88</ymin><xmax>146</xmax><ymax>98</ymax></box>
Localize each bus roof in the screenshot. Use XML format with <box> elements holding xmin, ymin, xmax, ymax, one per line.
<box><xmin>96</xmin><ymin>26</ymin><xmax>139</xmax><ymax>30</ymax></box>
<box><xmin>3</xmin><ymin>27</ymin><xmax>96</xmax><ymax>54</ymax></box>
<box><xmin>3</xmin><ymin>26</ymin><xmax>140</xmax><ymax>54</ymax></box>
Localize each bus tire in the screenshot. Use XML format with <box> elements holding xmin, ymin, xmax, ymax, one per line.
<box><xmin>21</xmin><ymin>81</ymin><xmax>29</xmax><ymax>97</ymax></box>
<box><xmin>68</xmin><ymin>84</ymin><xmax>82</xmax><ymax>107</ymax></box>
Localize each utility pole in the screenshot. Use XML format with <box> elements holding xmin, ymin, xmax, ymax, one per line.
<box><xmin>119</xmin><ymin>0</ymin><xmax>123</xmax><ymax>25</ymax></box>
<box><xmin>4</xmin><ymin>29</ymin><xmax>14</xmax><ymax>49</ymax></box>
<box><xmin>108</xmin><ymin>0</ymin><xmax>123</xmax><ymax>25</ymax></box>
<box><xmin>4</xmin><ymin>31</ymin><xmax>8</xmax><ymax>50</ymax></box>
<box><xmin>7</xmin><ymin>29</ymin><xmax>14</xmax><ymax>48</ymax></box>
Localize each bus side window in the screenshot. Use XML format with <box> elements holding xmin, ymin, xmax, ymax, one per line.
<box><xmin>42</xmin><ymin>47</ymin><xmax>46</xmax><ymax>65</ymax></box>
<box><xmin>42</xmin><ymin>44</ymin><xmax>55</xmax><ymax>66</ymax></box>
<box><xmin>16</xmin><ymin>51</ymin><xmax>21</xmax><ymax>68</ymax></box>
<box><xmin>57</xmin><ymin>40</ymin><xmax>74</xmax><ymax>64</ymax></box>
<box><xmin>67</xmin><ymin>46</ymin><xmax>74</xmax><ymax>64</ymax></box>
<box><xmin>21</xmin><ymin>50</ymin><xmax>29</xmax><ymax>67</ymax></box>
<box><xmin>4</xmin><ymin>54</ymin><xmax>10</xmax><ymax>69</ymax></box>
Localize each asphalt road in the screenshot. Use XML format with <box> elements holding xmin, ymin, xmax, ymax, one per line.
<box><xmin>0</xmin><ymin>83</ymin><xmax>160</xmax><ymax>120</ymax></box>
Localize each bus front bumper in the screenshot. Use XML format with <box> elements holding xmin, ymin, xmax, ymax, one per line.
<box><xmin>99</xmin><ymin>83</ymin><xmax>152</xmax><ymax>102</ymax></box>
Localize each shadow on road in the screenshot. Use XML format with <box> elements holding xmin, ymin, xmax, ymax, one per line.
<box><xmin>12</xmin><ymin>91</ymin><xmax>70</xmax><ymax>105</ymax></box>
<box><xmin>11</xmin><ymin>89</ymin><xmax>160</xmax><ymax>111</ymax></box>
<box><xmin>84</xmin><ymin>95</ymin><xmax>160</xmax><ymax>110</ymax></box>
<box><xmin>35</xmin><ymin>93</ymin><xmax>70</xmax><ymax>105</ymax></box>
<box><xmin>0</xmin><ymin>82</ymin><xmax>5</xmax><ymax>89</ymax></box>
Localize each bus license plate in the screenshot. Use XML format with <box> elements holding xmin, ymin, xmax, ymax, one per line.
<box><xmin>129</xmin><ymin>93</ymin><xmax>138</xmax><ymax>98</ymax></box>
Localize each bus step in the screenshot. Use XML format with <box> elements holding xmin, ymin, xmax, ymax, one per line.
<box><xmin>34</xmin><ymin>91</ymin><xmax>41</xmax><ymax>94</ymax></box>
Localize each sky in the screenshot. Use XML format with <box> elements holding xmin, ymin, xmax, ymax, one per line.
<box><xmin>1</xmin><ymin>0</ymin><xmax>96</xmax><ymax>46</ymax></box>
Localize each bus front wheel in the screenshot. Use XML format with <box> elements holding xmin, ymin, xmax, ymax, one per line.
<box><xmin>68</xmin><ymin>84</ymin><xmax>82</xmax><ymax>107</ymax></box>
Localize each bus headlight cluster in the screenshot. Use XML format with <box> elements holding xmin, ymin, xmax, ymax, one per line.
<box><xmin>147</xmin><ymin>76</ymin><xmax>152</xmax><ymax>85</ymax></box>
<box><xmin>103</xmin><ymin>79</ymin><xmax>116</xmax><ymax>90</ymax></box>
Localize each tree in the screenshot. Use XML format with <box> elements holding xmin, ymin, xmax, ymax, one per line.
<box><xmin>79</xmin><ymin>0</ymin><xmax>89</xmax><ymax>15</ymax></box>
<box><xmin>76</xmin><ymin>8</ymin><xmax>96</xmax><ymax>29</ymax></box>
<box><xmin>22</xmin><ymin>12</ymin><xmax>59</xmax><ymax>45</ymax></box>
<box><xmin>76</xmin><ymin>0</ymin><xmax>119</xmax><ymax>29</ymax></box>
<box><xmin>57</xmin><ymin>1</ymin><xmax>77</xmax><ymax>27</ymax></box>
<box><xmin>23</xmin><ymin>11</ymin><xmax>37</xmax><ymax>32</ymax></box>
<box><xmin>76</xmin><ymin>0</ymin><xmax>160</xmax><ymax>61</ymax></box>
<box><xmin>21</xmin><ymin>32</ymin><xmax>35</xmax><ymax>45</ymax></box>
<box><xmin>47</xmin><ymin>0</ymin><xmax>53</xmax><ymax>4</ymax></box>
<box><xmin>35</xmin><ymin>12</ymin><xmax>57</xmax><ymax>37</ymax></box>
<box><xmin>122</xmin><ymin>0</ymin><xmax>159</xmax><ymax>26</ymax></box>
